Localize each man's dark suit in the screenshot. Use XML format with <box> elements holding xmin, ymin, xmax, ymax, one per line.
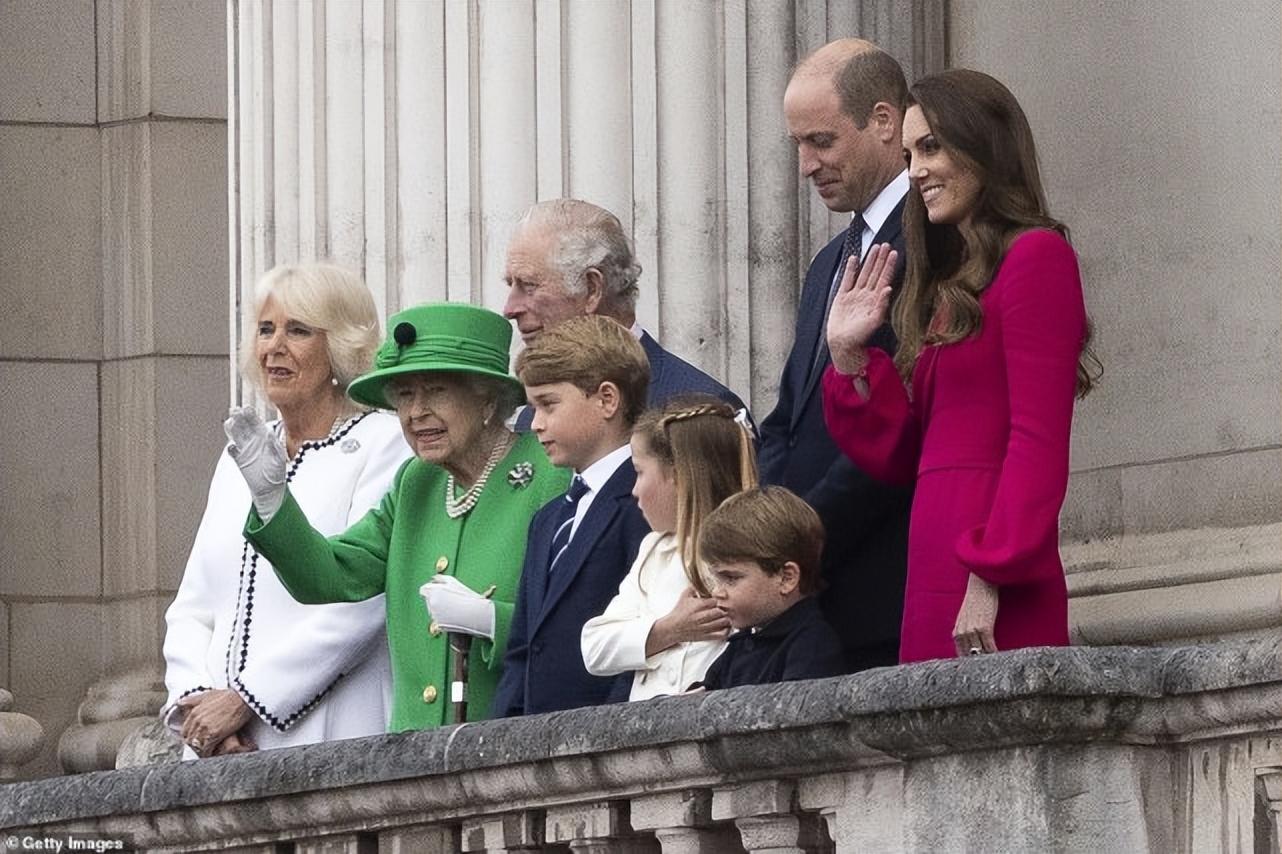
<box><xmin>757</xmin><ymin>202</ymin><xmax>913</xmax><ymax>672</ymax></box>
<box><xmin>515</xmin><ymin>329</ymin><xmax>749</xmax><ymax>432</ymax></box>
<box><xmin>492</xmin><ymin>460</ymin><xmax>649</xmax><ymax>716</ymax></box>
<box><xmin>638</xmin><ymin>332</ymin><xmax>748</xmax><ymax>413</ymax></box>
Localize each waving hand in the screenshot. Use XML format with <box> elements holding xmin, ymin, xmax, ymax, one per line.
<box><xmin>826</xmin><ymin>243</ymin><xmax>898</xmax><ymax>375</ymax></box>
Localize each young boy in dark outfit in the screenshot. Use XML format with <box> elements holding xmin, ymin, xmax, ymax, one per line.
<box><xmin>696</xmin><ymin>486</ymin><xmax>844</xmax><ymax>689</ymax></box>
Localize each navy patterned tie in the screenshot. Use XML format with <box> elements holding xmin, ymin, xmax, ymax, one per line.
<box><xmin>548</xmin><ymin>476</ymin><xmax>590</xmax><ymax>573</ymax></box>
<box><xmin>812</xmin><ymin>214</ymin><xmax>866</xmax><ymax>378</ymax></box>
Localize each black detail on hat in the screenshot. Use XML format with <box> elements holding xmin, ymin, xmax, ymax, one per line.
<box><xmin>393</xmin><ymin>322</ymin><xmax>417</xmax><ymax>347</ymax></box>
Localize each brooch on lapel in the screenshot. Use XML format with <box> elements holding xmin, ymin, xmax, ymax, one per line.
<box><xmin>341</xmin><ymin>438</ymin><xmax>361</xmax><ymax>454</ymax></box>
<box><xmin>507</xmin><ymin>462</ymin><xmax>534</xmax><ymax>489</ymax></box>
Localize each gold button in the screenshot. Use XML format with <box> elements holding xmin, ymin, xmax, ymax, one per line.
<box><xmin>428</xmin><ymin>620</ymin><xmax>442</xmax><ymax>637</ymax></box>
<box><xmin>422</xmin><ymin>684</ymin><xmax>438</xmax><ymax>703</ymax></box>
<box><xmin>435</xmin><ymin>556</ymin><xmax>449</xmax><ymax>573</ymax></box>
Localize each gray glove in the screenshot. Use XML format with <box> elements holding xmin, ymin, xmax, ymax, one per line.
<box><xmin>223</xmin><ymin>407</ymin><xmax>288</xmax><ymax>521</ymax></box>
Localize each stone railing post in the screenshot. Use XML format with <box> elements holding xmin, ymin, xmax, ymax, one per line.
<box><xmin>1255</xmin><ymin>768</ymin><xmax>1282</xmax><ymax>854</ymax></box>
<box><xmin>630</xmin><ymin>790</ymin><xmax>740</xmax><ymax>853</ymax></box>
<box><xmin>713</xmin><ymin>780</ymin><xmax>830</xmax><ymax>853</ymax></box>
<box><xmin>294</xmin><ymin>835</ymin><xmax>378</xmax><ymax>854</ymax></box>
<box><xmin>799</xmin><ymin>768</ymin><xmax>904</xmax><ymax>852</ymax></box>
<box><xmin>460</xmin><ymin>811</ymin><xmax>546</xmax><ymax>853</ymax></box>
<box><xmin>0</xmin><ymin>689</ymin><xmax>44</xmax><ymax>781</ymax></box>
<box><xmin>378</xmin><ymin>824</ymin><xmax>461</xmax><ymax>854</ymax></box>
<box><xmin>56</xmin><ymin>665</ymin><xmax>167</xmax><ymax>773</ymax></box>
<box><xmin>545</xmin><ymin>800</ymin><xmax>657</xmax><ymax>853</ymax></box>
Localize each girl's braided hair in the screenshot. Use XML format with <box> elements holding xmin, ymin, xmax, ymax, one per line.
<box><xmin>633</xmin><ymin>395</ymin><xmax>758</xmax><ymax>596</ymax></box>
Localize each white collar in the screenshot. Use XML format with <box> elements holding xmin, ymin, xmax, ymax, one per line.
<box><xmin>575</xmin><ymin>443</ymin><xmax>633</xmax><ymax>495</ymax></box>
<box><xmin>858</xmin><ymin>169</ymin><xmax>910</xmax><ymax>239</ymax></box>
<box><xmin>627</xmin><ymin>321</ymin><xmax>645</xmax><ymax>341</ymax></box>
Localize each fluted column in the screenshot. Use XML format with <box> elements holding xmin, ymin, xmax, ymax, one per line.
<box><xmin>228</xmin><ymin>0</ymin><xmax>947</xmax><ymax>411</ymax></box>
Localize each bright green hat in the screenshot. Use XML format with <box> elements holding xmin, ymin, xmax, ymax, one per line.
<box><xmin>347</xmin><ymin>302</ymin><xmax>521</xmax><ymax>409</ymax></box>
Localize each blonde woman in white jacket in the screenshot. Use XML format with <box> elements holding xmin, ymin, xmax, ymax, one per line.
<box><xmin>581</xmin><ymin>396</ymin><xmax>756</xmax><ymax>700</ymax></box>
<box><xmin>161</xmin><ymin>263</ymin><xmax>411</xmax><ymax>757</ymax></box>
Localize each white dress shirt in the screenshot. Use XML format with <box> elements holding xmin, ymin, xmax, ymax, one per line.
<box><xmin>570</xmin><ymin>443</ymin><xmax>633</xmax><ymax>539</ymax></box>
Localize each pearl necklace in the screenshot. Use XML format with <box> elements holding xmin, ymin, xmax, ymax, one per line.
<box><xmin>444</xmin><ymin>433</ymin><xmax>516</xmax><ymax>519</ymax></box>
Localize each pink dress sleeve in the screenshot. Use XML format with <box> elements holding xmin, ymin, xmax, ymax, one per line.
<box><xmin>955</xmin><ymin>231</ymin><xmax>1086</xmax><ymax>586</ymax></box>
<box><xmin>821</xmin><ymin>347</ymin><xmax>920</xmax><ymax>486</ymax></box>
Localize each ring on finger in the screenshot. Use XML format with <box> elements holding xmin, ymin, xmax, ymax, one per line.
<box><xmin>967</xmin><ymin>646</ymin><xmax>982</xmax><ymax>656</ymax></box>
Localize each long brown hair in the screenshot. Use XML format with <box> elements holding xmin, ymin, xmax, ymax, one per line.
<box><xmin>894</xmin><ymin>69</ymin><xmax>1099</xmax><ymax>397</ymax></box>
<box><xmin>632</xmin><ymin>395</ymin><xmax>758</xmax><ymax>596</ymax></box>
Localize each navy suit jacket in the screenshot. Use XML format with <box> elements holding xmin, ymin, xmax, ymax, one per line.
<box><xmin>492</xmin><ymin>459</ymin><xmax>650</xmax><ymax>717</ymax></box>
<box><xmin>699</xmin><ymin>597</ymin><xmax>844</xmax><ymax>690</ymax></box>
<box><xmin>639</xmin><ymin>331</ymin><xmax>749</xmax><ymax>414</ymax></box>
<box><xmin>514</xmin><ymin>330</ymin><xmax>750</xmax><ymax>432</ymax></box>
<box><xmin>757</xmin><ymin>201</ymin><xmax>913</xmax><ymax>671</ymax></box>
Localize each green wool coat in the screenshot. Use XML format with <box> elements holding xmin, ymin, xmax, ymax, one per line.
<box><xmin>245</xmin><ymin>432</ymin><xmax>569</xmax><ymax>731</ymax></box>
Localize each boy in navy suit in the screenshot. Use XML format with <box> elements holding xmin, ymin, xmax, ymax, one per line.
<box><xmin>695</xmin><ymin>487</ymin><xmax>843</xmax><ymax>690</ymax></box>
<box><xmin>492</xmin><ymin>315</ymin><xmax>652</xmax><ymax>716</ymax></box>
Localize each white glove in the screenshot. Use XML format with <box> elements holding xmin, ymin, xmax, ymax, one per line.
<box><xmin>419</xmin><ymin>575</ymin><xmax>495</xmax><ymax>640</ymax></box>
<box><xmin>223</xmin><ymin>406</ymin><xmax>288</xmax><ymax>521</ymax></box>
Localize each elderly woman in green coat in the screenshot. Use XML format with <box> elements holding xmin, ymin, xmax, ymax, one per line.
<box><xmin>224</xmin><ymin>303</ymin><xmax>567</xmax><ymax>731</ymax></box>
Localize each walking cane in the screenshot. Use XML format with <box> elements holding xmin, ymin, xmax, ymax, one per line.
<box><xmin>447</xmin><ymin>584</ymin><xmax>497</xmax><ymax>724</ymax></box>
<box><xmin>448</xmin><ymin>633</ymin><xmax>472</xmax><ymax>724</ymax></box>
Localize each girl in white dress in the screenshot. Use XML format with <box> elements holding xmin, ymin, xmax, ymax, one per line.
<box><xmin>581</xmin><ymin>395</ymin><xmax>757</xmax><ymax>700</ymax></box>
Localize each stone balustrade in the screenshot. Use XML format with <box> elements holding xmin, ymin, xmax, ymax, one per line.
<box><xmin>2</xmin><ymin>638</ymin><xmax>1280</xmax><ymax>853</ymax></box>
<box><xmin>0</xmin><ymin>689</ymin><xmax>44</xmax><ymax>782</ymax></box>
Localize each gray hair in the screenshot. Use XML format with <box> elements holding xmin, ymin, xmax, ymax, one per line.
<box><xmin>466</xmin><ymin>373</ymin><xmax>523</xmax><ymax>425</ymax></box>
<box><xmin>518</xmin><ymin>199</ymin><xmax>642</xmax><ymax>313</ymax></box>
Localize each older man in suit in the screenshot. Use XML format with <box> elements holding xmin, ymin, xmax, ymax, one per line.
<box><xmin>758</xmin><ymin>39</ymin><xmax>914</xmax><ymax>672</ymax></box>
<box><xmin>503</xmin><ymin>198</ymin><xmax>748</xmax><ymax>431</ymax></box>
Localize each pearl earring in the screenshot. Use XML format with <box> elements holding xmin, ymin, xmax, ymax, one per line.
<box><xmin>330</xmin><ymin>377</ymin><xmax>339</xmax><ymax>387</ymax></box>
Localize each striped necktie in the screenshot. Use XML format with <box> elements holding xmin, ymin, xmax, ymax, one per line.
<box><xmin>548</xmin><ymin>476</ymin><xmax>590</xmax><ymax>573</ymax></box>
<box><xmin>812</xmin><ymin>214</ymin><xmax>865</xmax><ymax>377</ymax></box>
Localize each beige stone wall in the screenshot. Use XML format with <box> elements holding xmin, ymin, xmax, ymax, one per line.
<box><xmin>0</xmin><ymin>0</ymin><xmax>228</xmax><ymax>778</ymax></box>
<box><xmin>950</xmin><ymin>0</ymin><xmax>1281</xmax><ymax>539</ymax></box>
<box><xmin>950</xmin><ymin>0</ymin><xmax>1282</xmax><ymax>643</ymax></box>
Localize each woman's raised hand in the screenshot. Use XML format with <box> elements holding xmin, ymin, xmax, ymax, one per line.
<box><xmin>224</xmin><ymin>406</ymin><xmax>288</xmax><ymax>520</ymax></box>
<box><xmin>826</xmin><ymin>243</ymin><xmax>899</xmax><ymax>375</ymax></box>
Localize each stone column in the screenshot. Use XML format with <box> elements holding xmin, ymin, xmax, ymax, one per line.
<box><xmin>228</xmin><ymin>0</ymin><xmax>946</xmax><ymax>412</ymax></box>
<box><xmin>0</xmin><ymin>0</ymin><xmax>227</xmax><ymax>779</ymax></box>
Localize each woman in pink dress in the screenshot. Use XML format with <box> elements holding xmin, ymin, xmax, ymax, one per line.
<box><xmin>822</xmin><ymin>69</ymin><xmax>1098</xmax><ymax>663</ymax></box>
